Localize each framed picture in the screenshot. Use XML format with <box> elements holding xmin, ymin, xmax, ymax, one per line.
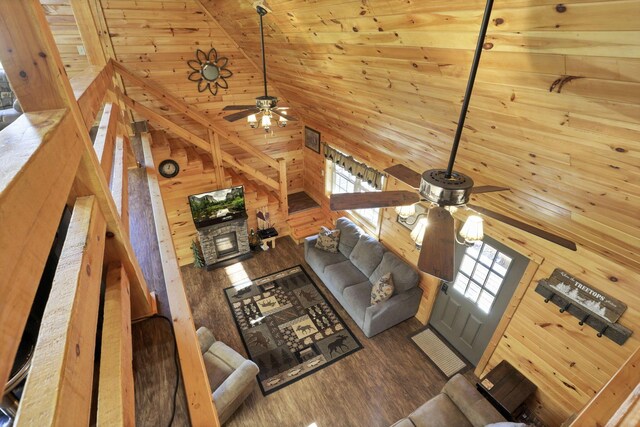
<box><xmin>304</xmin><ymin>126</ymin><xmax>321</xmax><ymax>153</ymax></box>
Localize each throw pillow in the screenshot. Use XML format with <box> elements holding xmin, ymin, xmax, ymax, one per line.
<box><xmin>371</xmin><ymin>273</ymin><xmax>394</xmax><ymax>305</ymax></box>
<box><xmin>315</xmin><ymin>226</ymin><xmax>340</xmax><ymax>253</ymax></box>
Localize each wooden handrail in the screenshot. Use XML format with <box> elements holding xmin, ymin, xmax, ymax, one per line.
<box><xmin>70</xmin><ymin>62</ymin><xmax>115</xmax><ymax>130</ymax></box>
<box><xmin>140</xmin><ymin>133</ymin><xmax>220</xmax><ymax>426</ymax></box>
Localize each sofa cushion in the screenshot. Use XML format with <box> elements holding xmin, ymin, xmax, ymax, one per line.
<box><xmin>306</xmin><ymin>244</ymin><xmax>348</xmax><ymax>273</ymax></box>
<box><xmin>442</xmin><ymin>374</ymin><xmax>505</xmax><ymax>427</ymax></box>
<box><xmin>336</xmin><ymin>217</ymin><xmax>361</xmax><ymax>257</ymax></box>
<box><xmin>371</xmin><ymin>272</ymin><xmax>394</xmax><ymax>305</ymax></box>
<box><xmin>324</xmin><ymin>261</ymin><xmax>369</xmax><ymax>295</ymax></box>
<box><xmin>203</xmin><ymin>350</ymin><xmax>234</xmax><ymax>391</ymax></box>
<box><xmin>315</xmin><ymin>226</ymin><xmax>340</xmax><ymax>253</ymax></box>
<box><xmin>349</xmin><ymin>234</ymin><xmax>385</xmax><ymax>277</ymax></box>
<box><xmin>342</xmin><ymin>281</ymin><xmax>373</xmax><ymax>323</ymax></box>
<box><xmin>390</xmin><ymin>418</ymin><xmax>415</xmax><ymax>427</ymax></box>
<box><xmin>370</xmin><ymin>251</ymin><xmax>420</xmax><ymax>294</ymax></box>
<box><xmin>408</xmin><ymin>394</ymin><xmax>473</xmax><ymax>427</ymax></box>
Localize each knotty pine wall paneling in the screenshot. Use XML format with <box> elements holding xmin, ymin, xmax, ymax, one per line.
<box><xmin>41</xmin><ymin>0</ymin><xmax>91</xmax><ymax>77</ymax></box>
<box><xmin>196</xmin><ymin>1</ymin><xmax>640</xmax><ymax>425</ymax></box>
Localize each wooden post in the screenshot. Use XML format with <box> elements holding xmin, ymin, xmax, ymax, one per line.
<box><xmin>0</xmin><ymin>1</ymin><xmax>153</xmax><ymax>319</ymax></box>
<box><xmin>97</xmin><ymin>263</ymin><xmax>135</xmax><ymax>427</ymax></box>
<box><xmin>16</xmin><ymin>196</ymin><xmax>107</xmax><ymax>426</ymax></box>
<box><xmin>93</xmin><ymin>102</ymin><xmax>120</xmax><ymax>184</ymax></box>
<box><xmin>208</xmin><ymin>129</ymin><xmax>226</xmax><ymax>186</ymax></box>
<box><xmin>279</xmin><ymin>158</ymin><xmax>289</xmax><ymax>218</ymax></box>
<box><xmin>69</xmin><ymin>0</ymin><xmax>107</xmax><ymax>67</ymax></box>
<box><xmin>141</xmin><ymin>133</ymin><xmax>220</xmax><ymax>426</ymax></box>
<box><xmin>111</xmin><ymin>135</ymin><xmax>129</xmax><ymax>233</ymax></box>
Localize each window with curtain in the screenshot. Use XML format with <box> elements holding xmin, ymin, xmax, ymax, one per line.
<box><xmin>324</xmin><ymin>146</ymin><xmax>385</xmax><ymax>232</ymax></box>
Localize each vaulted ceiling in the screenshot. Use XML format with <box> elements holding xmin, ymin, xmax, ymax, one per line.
<box><xmin>201</xmin><ymin>0</ymin><xmax>640</xmax><ymax>271</ymax></box>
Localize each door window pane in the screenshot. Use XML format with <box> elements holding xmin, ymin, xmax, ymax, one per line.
<box><xmin>478</xmin><ymin>290</ymin><xmax>495</xmax><ymax>314</ymax></box>
<box><xmin>467</xmin><ymin>241</ymin><xmax>482</xmax><ymax>259</ymax></box>
<box><xmin>465</xmin><ymin>282</ymin><xmax>482</xmax><ymax>303</ymax></box>
<box><xmin>460</xmin><ymin>255</ymin><xmax>475</xmax><ymax>276</ymax></box>
<box><xmin>480</xmin><ymin>244</ymin><xmax>497</xmax><ymax>266</ymax></box>
<box><xmin>493</xmin><ymin>253</ymin><xmax>512</xmax><ymax>276</ymax></box>
<box><xmin>485</xmin><ymin>272</ymin><xmax>504</xmax><ymax>295</ymax></box>
<box><xmin>453</xmin><ymin>274</ymin><xmax>469</xmax><ymax>294</ymax></box>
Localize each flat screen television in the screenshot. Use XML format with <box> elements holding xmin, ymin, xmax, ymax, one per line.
<box><xmin>188</xmin><ymin>185</ymin><xmax>246</xmax><ymax>228</ymax></box>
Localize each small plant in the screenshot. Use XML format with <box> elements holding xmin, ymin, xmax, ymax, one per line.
<box><xmin>191</xmin><ymin>239</ymin><xmax>205</xmax><ymax>268</ymax></box>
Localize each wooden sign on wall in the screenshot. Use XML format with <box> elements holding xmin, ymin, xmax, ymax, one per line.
<box><xmin>546</xmin><ymin>268</ymin><xmax>626</xmax><ymax>324</ymax></box>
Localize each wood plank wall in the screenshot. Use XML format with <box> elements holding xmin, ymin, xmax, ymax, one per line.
<box><xmin>41</xmin><ymin>0</ymin><xmax>90</xmax><ymax>77</ymax></box>
<box><xmin>93</xmin><ymin>0</ymin><xmax>304</xmax><ymax>192</ymax></box>
<box><xmin>203</xmin><ymin>1</ymin><xmax>640</xmax><ymax>426</ymax></box>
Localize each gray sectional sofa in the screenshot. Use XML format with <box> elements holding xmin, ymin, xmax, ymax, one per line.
<box><xmin>391</xmin><ymin>374</ymin><xmax>508</xmax><ymax>427</ymax></box>
<box><xmin>304</xmin><ymin>217</ymin><xmax>423</xmax><ymax>337</ymax></box>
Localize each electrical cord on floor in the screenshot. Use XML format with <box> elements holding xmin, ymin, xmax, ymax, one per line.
<box><xmin>133</xmin><ymin>314</ymin><xmax>180</xmax><ymax>427</ymax></box>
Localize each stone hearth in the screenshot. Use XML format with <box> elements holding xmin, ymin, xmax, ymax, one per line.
<box><xmin>198</xmin><ymin>217</ymin><xmax>250</xmax><ymax>268</ymax></box>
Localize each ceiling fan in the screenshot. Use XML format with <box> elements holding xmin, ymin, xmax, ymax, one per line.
<box><xmin>329</xmin><ymin>0</ymin><xmax>577</xmax><ymax>282</ymax></box>
<box><xmin>222</xmin><ymin>4</ymin><xmax>297</xmax><ymax>132</ymax></box>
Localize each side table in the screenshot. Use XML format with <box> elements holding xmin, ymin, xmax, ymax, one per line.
<box><xmin>477</xmin><ymin>360</ymin><xmax>537</xmax><ymax>421</ymax></box>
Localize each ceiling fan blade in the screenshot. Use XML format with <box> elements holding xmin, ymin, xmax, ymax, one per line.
<box><xmin>330</xmin><ymin>191</ymin><xmax>419</xmax><ymax>211</ymax></box>
<box><xmin>271</xmin><ymin>109</ymin><xmax>298</xmax><ymax>121</ymax></box>
<box><xmin>467</xmin><ymin>204</ymin><xmax>577</xmax><ymax>251</ymax></box>
<box><xmin>472</xmin><ymin>185</ymin><xmax>510</xmax><ymax>194</ymax></box>
<box><xmin>418</xmin><ymin>206</ymin><xmax>456</xmax><ymax>282</ymax></box>
<box><xmin>223</xmin><ymin>108</ymin><xmax>261</xmax><ymax>122</ymax></box>
<box><xmin>384</xmin><ymin>164</ymin><xmax>422</xmax><ymax>189</ymax></box>
<box><xmin>223</xmin><ymin>105</ymin><xmax>257</xmax><ymax>111</ymax></box>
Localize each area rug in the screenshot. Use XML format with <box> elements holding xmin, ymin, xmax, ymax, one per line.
<box><xmin>411</xmin><ymin>328</ymin><xmax>466</xmax><ymax>378</ymax></box>
<box><xmin>224</xmin><ymin>265</ymin><xmax>362</xmax><ymax>395</ymax></box>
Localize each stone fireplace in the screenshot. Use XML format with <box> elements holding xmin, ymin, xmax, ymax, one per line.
<box><xmin>197</xmin><ymin>217</ymin><xmax>251</xmax><ymax>269</ymax></box>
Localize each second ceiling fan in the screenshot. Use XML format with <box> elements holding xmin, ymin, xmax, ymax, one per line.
<box><xmin>222</xmin><ymin>4</ymin><xmax>297</xmax><ymax>132</ymax></box>
<box><xmin>329</xmin><ymin>0</ymin><xmax>577</xmax><ymax>282</ymax></box>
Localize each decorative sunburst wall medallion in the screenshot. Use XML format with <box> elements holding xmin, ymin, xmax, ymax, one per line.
<box><xmin>187</xmin><ymin>48</ymin><xmax>232</xmax><ymax>95</ymax></box>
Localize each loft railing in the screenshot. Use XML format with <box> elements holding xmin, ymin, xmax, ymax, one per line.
<box><xmin>112</xmin><ymin>60</ymin><xmax>290</xmax><ymax>216</ymax></box>
<box><xmin>0</xmin><ymin>2</ymin><xmax>218</xmax><ymax>426</ymax></box>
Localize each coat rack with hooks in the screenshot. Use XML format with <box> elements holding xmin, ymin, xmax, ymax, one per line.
<box><xmin>534</xmin><ymin>269</ymin><xmax>632</xmax><ymax>345</ymax></box>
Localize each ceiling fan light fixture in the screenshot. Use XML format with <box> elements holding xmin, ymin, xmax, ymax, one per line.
<box><xmin>261</xmin><ymin>113</ymin><xmax>272</xmax><ymax>131</ymax></box>
<box><xmin>247</xmin><ymin>114</ymin><xmax>258</xmax><ymax>128</ymax></box>
<box><xmin>395</xmin><ymin>204</ymin><xmax>416</xmax><ymax>219</ymax></box>
<box><xmin>459</xmin><ymin>215</ymin><xmax>484</xmax><ymax>245</ymax></box>
<box><xmin>278</xmin><ymin>114</ymin><xmax>287</xmax><ymax>127</ymax></box>
<box><xmin>410</xmin><ymin>217</ymin><xmax>429</xmax><ymax>248</ymax></box>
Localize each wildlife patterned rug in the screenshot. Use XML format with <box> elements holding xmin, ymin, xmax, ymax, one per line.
<box><xmin>224</xmin><ymin>265</ymin><xmax>362</xmax><ymax>395</ymax></box>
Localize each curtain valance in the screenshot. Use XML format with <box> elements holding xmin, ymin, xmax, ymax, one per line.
<box><xmin>324</xmin><ymin>145</ymin><xmax>384</xmax><ymax>189</ymax></box>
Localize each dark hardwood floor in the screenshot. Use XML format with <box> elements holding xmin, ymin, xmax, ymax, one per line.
<box><xmin>182</xmin><ymin>238</ymin><xmax>477</xmax><ymax>427</ymax></box>
<box><xmin>128</xmin><ymin>136</ymin><xmax>476</xmax><ymax>426</ymax></box>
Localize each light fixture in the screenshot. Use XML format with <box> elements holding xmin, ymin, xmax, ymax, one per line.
<box><xmin>410</xmin><ymin>218</ymin><xmax>429</xmax><ymax>248</ymax></box>
<box><xmin>261</xmin><ymin>112</ymin><xmax>272</xmax><ymax>132</ymax></box>
<box><xmin>395</xmin><ymin>204</ymin><xmax>416</xmax><ymax>219</ymax></box>
<box><xmin>278</xmin><ymin>114</ymin><xmax>287</xmax><ymax>128</ymax></box>
<box><xmin>458</xmin><ymin>215</ymin><xmax>484</xmax><ymax>245</ymax></box>
<box><xmin>247</xmin><ymin>114</ymin><xmax>258</xmax><ymax>129</ymax></box>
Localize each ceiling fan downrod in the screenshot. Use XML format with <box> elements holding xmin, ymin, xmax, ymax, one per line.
<box><xmin>445</xmin><ymin>0</ymin><xmax>495</xmax><ymax>178</ymax></box>
<box><xmin>257</xmin><ymin>5</ymin><xmax>269</xmax><ymax>98</ymax></box>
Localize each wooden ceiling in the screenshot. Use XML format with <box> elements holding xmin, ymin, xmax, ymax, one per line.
<box><xmin>201</xmin><ymin>0</ymin><xmax>640</xmax><ymax>271</ymax></box>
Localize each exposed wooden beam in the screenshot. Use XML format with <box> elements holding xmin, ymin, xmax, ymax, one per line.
<box><xmin>16</xmin><ymin>196</ymin><xmax>106</xmax><ymax>426</ymax></box>
<box><xmin>97</xmin><ymin>263</ymin><xmax>135</xmax><ymax>427</ymax></box>
<box><xmin>69</xmin><ymin>0</ymin><xmax>107</xmax><ymax>67</ymax></box>
<box><xmin>278</xmin><ymin>158</ymin><xmax>289</xmax><ymax>216</ymax></box>
<box><xmin>140</xmin><ymin>133</ymin><xmax>220</xmax><ymax>426</ymax></box>
<box><xmin>0</xmin><ymin>1</ymin><xmax>153</xmax><ymax>319</ymax></box>
<box><xmin>0</xmin><ymin>110</ymin><xmax>81</xmax><ymax>395</ymax></box>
